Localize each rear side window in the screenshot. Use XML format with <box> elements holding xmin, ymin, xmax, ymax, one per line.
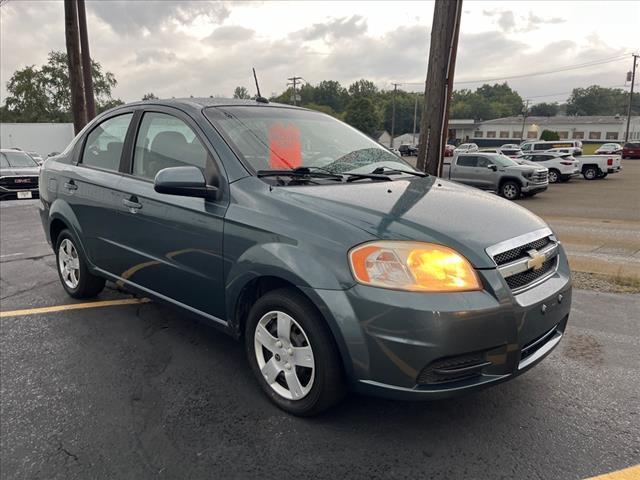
<box><xmin>533</xmin><ymin>144</ymin><xmax>548</xmax><ymax>151</ymax></box>
<box><xmin>457</xmin><ymin>155</ymin><xmax>477</xmax><ymax>167</ymax></box>
<box><xmin>81</xmin><ymin>114</ymin><xmax>133</xmax><ymax>171</ymax></box>
<box><xmin>132</xmin><ymin>112</ymin><xmax>213</xmax><ymax>182</ymax></box>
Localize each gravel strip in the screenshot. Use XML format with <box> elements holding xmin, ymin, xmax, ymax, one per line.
<box><xmin>571</xmin><ymin>270</ymin><xmax>640</xmax><ymax>294</ymax></box>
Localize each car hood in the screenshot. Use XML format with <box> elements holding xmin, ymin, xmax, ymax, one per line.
<box><xmin>0</xmin><ymin>167</ymin><xmax>40</xmax><ymax>176</ymax></box>
<box><xmin>503</xmin><ymin>164</ymin><xmax>546</xmax><ymax>173</ymax></box>
<box><xmin>283</xmin><ymin>176</ymin><xmax>548</xmax><ymax>268</ymax></box>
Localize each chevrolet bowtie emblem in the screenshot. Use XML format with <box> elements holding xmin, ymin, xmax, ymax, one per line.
<box><xmin>526</xmin><ymin>249</ymin><xmax>546</xmax><ymax>270</ymax></box>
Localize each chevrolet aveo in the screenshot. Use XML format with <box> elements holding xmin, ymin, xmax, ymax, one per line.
<box><xmin>39</xmin><ymin>99</ymin><xmax>572</xmax><ymax>415</ymax></box>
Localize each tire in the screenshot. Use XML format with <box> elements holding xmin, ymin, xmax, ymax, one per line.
<box><xmin>500</xmin><ymin>181</ymin><xmax>521</xmax><ymax>200</ymax></box>
<box><xmin>583</xmin><ymin>166</ymin><xmax>598</xmax><ymax>180</ymax></box>
<box><xmin>55</xmin><ymin>229</ymin><xmax>105</xmax><ymax>299</ymax></box>
<box><xmin>245</xmin><ymin>288</ymin><xmax>346</xmax><ymax>416</ymax></box>
<box><xmin>548</xmin><ymin>169</ymin><xmax>560</xmax><ymax>184</ymax></box>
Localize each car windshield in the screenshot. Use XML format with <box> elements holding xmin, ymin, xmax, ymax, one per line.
<box><xmin>205</xmin><ymin>106</ymin><xmax>414</xmax><ymax>176</ymax></box>
<box><xmin>490</xmin><ymin>154</ymin><xmax>519</xmax><ymax>167</ymax></box>
<box><xmin>1</xmin><ymin>151</ymin><xmax>39</xmax><ymax>168</ymax></box>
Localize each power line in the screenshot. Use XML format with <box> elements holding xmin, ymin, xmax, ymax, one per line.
<box><xmin>398</xmin><ymin>53</ymin><xmax>630</xmax><ymax>87</ymax></box>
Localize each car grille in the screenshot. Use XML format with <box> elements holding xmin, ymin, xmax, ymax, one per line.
<box><xmin>531</xmin><ymin>169</ymin><xmax>548</xmax><ymax>183</ymax></box>
<box><xmin>487</xmin><ymin>229</ymin><xmax>559</xmax><ymax>293</ymax></box>
<box><xmin>505</xmin><ymin>256</ymin><xmax>557</xmax><ymax>290</ymax></box>
<box><xmin>0</xmin><ymin>176</ymin><xmax>39</xmax><ymax>190</ymax></box>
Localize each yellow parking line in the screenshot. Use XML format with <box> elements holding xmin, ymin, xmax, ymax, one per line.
<box><xmin>586</xmin><ymin>464</ymin><xmax>640</xmax><ymax>480</ymax></box>
<box><xmin>0</xmin><ymin>298</ymin><xmax>150</xmax><ymax>318</ymax></box>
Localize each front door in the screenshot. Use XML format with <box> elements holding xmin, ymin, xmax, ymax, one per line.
<box><xmin>114</xmin><ymin>110</ymin><xmax>228</xmax><ymax>322</ymax></box>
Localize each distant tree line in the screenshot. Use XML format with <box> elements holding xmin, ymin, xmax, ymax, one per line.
<box><xmin>2</xmin><ymin>52</ymin><xmax>638</xmax><ymax>139</ymax></box>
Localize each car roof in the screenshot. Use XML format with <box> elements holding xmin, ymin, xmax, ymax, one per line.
<box><xmin>120</xmin><ymin>97</ymin><xmax>302</xmax><ymax>111</ymax></box>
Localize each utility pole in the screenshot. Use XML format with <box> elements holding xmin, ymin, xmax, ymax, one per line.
<box><xmin>520</xmin><ymin>100</ymin><xmax>530</xmax><ymax>141</ymax></box>
<box><xmin>390</xmin><ymin>82</ymin><xmax>400</xmax><ymax>148</ymax></box>
<box><xmin>412</xmin><ymin>94</ymin><xmax>418</xmax><ymax>146</ymax></box>
<box><xmin>77</xmin><ymin>0</ymin><xmax>96</xmax><ymax>121</ymax></box>
<box><xmin>416</xmin><ymin>0</ymin><xmax>462</xmax><ymax>174</ymax></box>
<box><xmin>287</xmin><ymin>76</ymin><xmax>302</xmax><ymax>106</ymax></box>
<box><xmin>625</xmin><ymin>54</ymin><xmax>638</xmax><ymax>143</ymax></box>
<box><xmin>64</xmin><ymin>0</ymin><xmax>86</xmax><ymax>134</ymax></box>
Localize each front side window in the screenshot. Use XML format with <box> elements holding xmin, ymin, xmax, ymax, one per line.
<box><xmin>477</xmin><ymin>156</ymin><xmax>492</xmax><ymax>168</ymax></box>
<box><xmin>490</xmin><ymin>154</ymin><xmax>518</xmax><ymax>167</ymax></box>
<box><xmin>132</xmin><ymin>112</ymin><xmax>214</xmax><ymax>182</ymax></box>
<box><xmin>204</xmin><ymin>106</ymin><xmax>412</xmax><ymax>175</ymax></box>
<box><xmin>81</xmin><ymin>114</ymin><xmax>133</xmax><ymax>171</ymax></box>
<box><xmin>1</xmin><ymin>151</ymin><xmax>38</xmax><ymax>168</ymax></box>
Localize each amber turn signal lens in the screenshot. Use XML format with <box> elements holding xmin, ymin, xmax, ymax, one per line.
<box><xmin>349</xmin><ymin>241</ymin><xmax>481</xmax><ymax>292</ymax></box>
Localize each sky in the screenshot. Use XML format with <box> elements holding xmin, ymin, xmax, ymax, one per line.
<box><xmin>1</xmin><ymin>0</ymin><xmax>638</xmax><ymax>105</ymax></box>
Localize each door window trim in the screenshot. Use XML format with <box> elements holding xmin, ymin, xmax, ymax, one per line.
<box><xmin>77</xmin><ymin>109</ymin><xmax>136</xmax><ymax>176</ymax></box>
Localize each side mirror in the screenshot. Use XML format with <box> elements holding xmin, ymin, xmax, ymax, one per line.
<box><xmin>488</xmin><ymin>164</ymin><xmax>498</xmax><ymax>171</ymax></box>
<box><xmin>154</xmin><ymin>166</ymin><xmax>218</xmax><ymax>199</ymax></box>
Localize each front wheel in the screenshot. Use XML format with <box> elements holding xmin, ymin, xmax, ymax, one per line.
<box><xmin>548</xmin><ymin>169</ymin><xmax>560</xmax><ymax>183</ymax></box>
<box><xmin>245</xmin><ymin>288</ymin><xmax>345</xmax><ymax>416</ymax></box>
<box><xmin>55</xmin><ymin>229</ymin><xmax>105</xmax><ymax>298</ymax></box>
<box><xmin>500</xmin><ymin>181</ymin><xmax>521</xmax><ymax>200</ymax></box>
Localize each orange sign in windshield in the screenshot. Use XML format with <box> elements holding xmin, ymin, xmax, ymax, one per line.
<box><xmin>268</xmin><ymin>122</ymin><xmax>301</xmax><ymax>168</ymax></box>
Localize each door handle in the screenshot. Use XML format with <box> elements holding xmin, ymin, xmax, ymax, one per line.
<box><xmin>63</xmin><ymin>180</ymin><xmax>78</xmax><ymax>191</ymax></box>
<box><xmin>122</xmin><ymin>198</ymin><xmax>142</xmax><ymax>212</ymax></box>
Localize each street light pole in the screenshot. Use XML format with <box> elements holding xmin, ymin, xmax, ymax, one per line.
<box><xmin>624</xmin><ymin>54</ymin><xmax>638</xmax><ymax>143</ymax></box>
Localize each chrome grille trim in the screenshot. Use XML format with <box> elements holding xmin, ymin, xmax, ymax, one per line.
<box><xmin>498</xmin><ymin>242</ymin><xmax>558</xmax><ymax>279</ymax></box>
<box><xmin>485</xmin><ymin>227</ymin><xmax>553</xmax><ymax>259</ymax></box>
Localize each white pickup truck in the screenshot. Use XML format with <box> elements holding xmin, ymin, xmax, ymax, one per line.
<box><xmin>533</xmin><ymin>147</ymin><xmax>621</xmax><ymax>180</ymax></box>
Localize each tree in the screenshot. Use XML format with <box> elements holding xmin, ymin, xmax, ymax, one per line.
<box><xmin>233</xmin><ymin>86</ymin><xmax>251</xmax><ymax>99</ymax></box>
<box><xmin>450</xmin><ymin>83</ymin><xmax>524</xmax><ymax>120</ymax></box>
<box><xmin>305</xmin><ymin>103</ymin><xmax>338</xmax><ymax>117</ymax></box>
<box><xmin>540</xmin><ymin>129</ymin><xmax>560</xmax><ymax>141</ymax></box>
<box><xmin>566</xmin><ymin>85</ymin><xmax>637</xmax><ymax>116</ymax></box>
<box><xmin>3</xmin><ymin>51</ymin><xmax>120</xmax><ymax>122</ymax></box>
<box><xmin>142</xmin><ymin>92</ymin><xmax>158</xmax><ymax>100</ymax></box>
<box><xmin>344</xmin><ymin>97</ymin><xmax>380</xmax><ymax>136</ymax></box>
<box><xmin>529</xmin><ymin>102</ymin><xmax>558</xmax><ymax>117</ymax></box>
<box><xmin>315</xmin><ymin>80</ymin><xmax>348</xmax><ymax>113</ymax></box>
<box><xmin>348</xmin><ymin>79</ymin><xmax>379</xmax><ymax>98</ymax></box>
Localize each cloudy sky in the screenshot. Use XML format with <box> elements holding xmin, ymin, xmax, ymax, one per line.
<box><xmin>1</xmin><ymin>0</ymin><xmax>638</xmax><ymax>104</ymax></box>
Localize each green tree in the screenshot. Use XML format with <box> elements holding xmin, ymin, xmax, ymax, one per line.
<box><xmin>344</xmin><ymin>97</ymin><xmax>380</xmax><ymax>136</ymax></box>
<box><xmin>540</xmin><ymin>129</ymin><xmax>560</xmax><ymax>141</ymax></box>
<box><xmin>315</xmin><ymin>80</ymin><xmax>348</xmax><ymax>113</ymax></box>
<box><xmin>529</xmin><ymin>102</ymin><xmax>558</xmax><ymax>117</ymax></box>
<box><xmin>382</xmin><ymin>91</ymin><xmax>422</xmax><ymax>135</ymax></box>
<box><xmin>450</xmin><ymin>83</ymin><xmax>524</xmax><ymax>120</ymax></box>
<box><xmin>348</xmin><ymin>79</ymin><xmax>379</xmax><ymax>98</ymax></box>
<box><xmin>142</xmin><ymin>92</ymin><xmax>158</xmax><ymax>100</ymax></box>
<box><xmin>305</xmin><ymin>103</ymin><xmax>338</xmax><ymax>117</ymax></box>
<box><xmin>233</xmin><ymin>86</ymin><xmax>251</xmax><ymax>99</ymax></box>
<box><xmin>3</xmin><ymin>50</ymin><xmax>120</xmax><ymax>122</ymax></box>
<box><xmin>566</xmin><ymin>85</ymin><xmax>637</xmax><ymax>116</ymax></box>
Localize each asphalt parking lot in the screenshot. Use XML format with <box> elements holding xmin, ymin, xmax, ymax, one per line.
<box><xmin>1</xmin><ymin>190</ymin><xmax>639</xmax><ymax>479</ymax></box>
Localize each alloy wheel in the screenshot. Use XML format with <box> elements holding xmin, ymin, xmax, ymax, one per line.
<box><xmin>58</xmin><ymin>238</ymin><xmax>80</xmax><ymax>289</ymax></box>
<box><xmin>254</xmin><ymin>310</ymin><xmax>315</xmax><ymax>400</ymax></box>
<box><xmin>503</xmin><ymin>184</ymin><xmax>518</xmax><ymax>199</ymax></box>
<box><xmin>549</xmin><ymin>170</ymin><xmax>559</xmax><ymax>183</ymax></box>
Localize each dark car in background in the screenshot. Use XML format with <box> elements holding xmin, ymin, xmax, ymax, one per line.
<box><xmin>0</xmin><ymin>149</ymin><xmax>40</xmax><ymax>200</ymax></box>
<box><xmin>39</xmin><ymin>98</ymin><xmax>572</xmax><ymax>415</ymax></box>
<box><xmin>398</xmin><ymin>143</ymin><xmax>418</xmax><ymax>156</ymax></box>
<box><xmin>622</xmin><ymin>142</ymin><xmax>640</xmax><ymax>159</ymax></box>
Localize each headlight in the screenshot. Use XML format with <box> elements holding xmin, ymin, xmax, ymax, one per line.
<box><xmin>349</xmin><ymin>241</ymin><xmax>481</xmax><ymax>292</ymax></box>
<box><xmin>522</xmin><ymin>171</ymin><xmax>533</xmax><ymax>179</ymax></box>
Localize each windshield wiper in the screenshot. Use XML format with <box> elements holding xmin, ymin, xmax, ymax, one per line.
<box><xmin>256</xmin><ymin>167</ymin><xmax>344</xmax><ymax>181</ymax></box>
<box><xmin>370</xmin><ymin>166</ymin><xmax>427</xmax><ymax>177</ymax></box>
<box><xmin>345</xmin><ymin>173</ymin><xmax>392</xmax><ymax>182</ymax></box>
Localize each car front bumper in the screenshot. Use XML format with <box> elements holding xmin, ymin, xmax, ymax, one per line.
<box><xmin>304</xmin><ymin>245</ymin><xmax>572</xmax><ymax>400</ymax></box>
<box><xmin>521</xmin><ymin>182</ymin><xmax>548</xmax><ymax>193</ymax></box>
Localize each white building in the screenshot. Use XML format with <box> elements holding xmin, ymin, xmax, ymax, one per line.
<box><xmin>472</xmin><ymin>115</ymin><xmax>640</xmax><ymax>143</ymax></box>
<box><xmin>0</xmin><ymin>123</ymin><xmax>75</xmax><ymax>157</ymax></box>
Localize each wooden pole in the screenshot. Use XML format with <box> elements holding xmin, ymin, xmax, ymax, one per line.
<box><xmin>416</xmin><ymin>0</ymin><xmax>462</xmax><ymax>175</ymax></box>
<box><xmin>77</xmin><ymin>0</ymin><xmax>96</xmax><ymax>121</ymax></box>
<box><xmin>64</xmin><ymin>0</ymin><xmax>86</xmax><ymax>134</ymax></box>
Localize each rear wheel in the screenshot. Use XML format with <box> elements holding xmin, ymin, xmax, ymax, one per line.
<box><xmin>55</xmin><ymin>230</ymin><xmax>105</xmax><ymax>298</ymax></box>
<box><xmin>548</xmin><ymin>169</ymin><xmax>560</xmax><ymax>184</ymax></box>
<box><xmin>245</xmin><ymin>288</ymin><xmax>345</xmax><ymax>416</ymax></box>
<box><xmin>583</xmin><ymin>166</ymin><xmax>598</xmax><ymax>180</ymax></box>
<box><xmin>500</xmin><ymin>181</ymin><xmax>521</xmax><ymax>200</ymax></box>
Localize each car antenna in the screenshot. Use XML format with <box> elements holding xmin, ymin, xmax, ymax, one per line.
<box><xmin>253</xmin><ymin>68</ymin><xmax>269</xmax><ymax>104</ymax></box>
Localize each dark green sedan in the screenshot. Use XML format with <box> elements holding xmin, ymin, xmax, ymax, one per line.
<box><xmin>39</xmin><ymin>98</ymin><xmax>572</xmax><ymax>415</ymax></box>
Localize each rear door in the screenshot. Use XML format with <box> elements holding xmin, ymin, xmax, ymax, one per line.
<box><xmin>63</xmin><ymin>111</ymin><xmax>134</xmax><ymax>269</ymax></box>
<box><xmin>453</xmin><ymin>155</ymin><xmax>481</xmax><ymax>187</ymax></box>
<box><xmin>114</xmin><ymin>108</ymin><xmax>228</xmax><ymax>321</ymax></box>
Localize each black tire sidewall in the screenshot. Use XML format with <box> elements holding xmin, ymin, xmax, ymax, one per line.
<box><xmin>244</xmin><ymin>289</ymin><xmax>344</xmax><ymax>416</ymax></box>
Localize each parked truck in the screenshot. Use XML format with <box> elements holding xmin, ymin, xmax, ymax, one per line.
<box><xmin>575</xmin><ymin>154</ymin><xmax>621</xmax><ymax>180</ymax></box>
<box><xmin>443</xmin><ymin>152</ymin><xmax>549</xmax><ymax>200</ymax></box>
